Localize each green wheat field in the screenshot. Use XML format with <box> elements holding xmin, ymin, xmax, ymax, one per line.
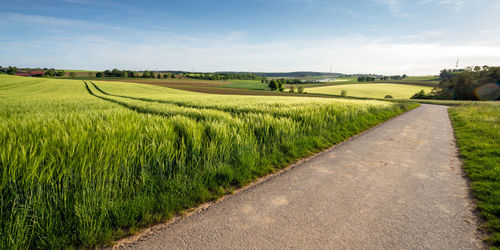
<box><xmin>0</xmin><ymin>75</ymin><xmax>417</xmax><ymax>248</ymax></box>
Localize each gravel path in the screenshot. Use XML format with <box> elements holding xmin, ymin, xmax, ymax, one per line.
<box><xmin>118</xmin><ymin>104</ymin><xmax>485</xmax><ymax>249</ymax></box>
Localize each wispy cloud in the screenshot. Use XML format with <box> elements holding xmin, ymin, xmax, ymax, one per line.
<box><xmin>374</xmin><ymin>0</ymin><xmax>466</xmax><ymax>15</ymax></box>
<box><xmin>373</xmin><ymin>0</ymin><xmax>402</xmax><ymax>13</ymax></box>
<box><xmin>419</xmin><ymin>0</ymin><xmax>465</xmax><ymax>12</ymax></box>
<box><xmin>0</xmin><ymin>12</ymin><xmax>123</xmax><ymax>31</ymax></box>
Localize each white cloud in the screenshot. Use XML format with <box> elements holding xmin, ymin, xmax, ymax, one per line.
<box><xmin>2</xmin><ymin>31</ymin><xmax>499</xmax><ymax>75</ymax></box>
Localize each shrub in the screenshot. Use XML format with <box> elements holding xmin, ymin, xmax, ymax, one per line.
<box><xmin>411</xmin><ymin>90</ymin><xmax>426</xmax><ymax>99</ymax></box>
<box><xmin>289</xmin><ymin>86</ymin><xmax>295</xmax><ymax>93</ymax></box>
<box><xmin>340</xmin><ymin>90</ymin><xmax>347</xmax><ymax>97</ymax></box>
<box><xmin>384</xmin><ymin>95</ymin><xmax>393</xmax><ymax>99</ymax></box>
<box><xmin>297</xmin><ymin>86</ymin><xmax>304</xmax><ymax>93</ymax></box>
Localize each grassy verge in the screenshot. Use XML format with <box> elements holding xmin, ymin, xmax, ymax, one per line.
<box><xmin>448</xmin><ymin>103</ymin><xmax>500</xmax><ymax>248</ymax></box>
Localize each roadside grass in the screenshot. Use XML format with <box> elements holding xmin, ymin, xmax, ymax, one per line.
<box><xmin>449</xmin><ymin>103</ymin><xmax>500</xmax><ymax>248</ymax></box>
<box><xmin>0</xmin><ymin>74</ymin><xmax>418</xmax><ymax>248</ymax></box>
<box><xmin>306</xmin><ymin>83</ymin><xmax>434</xmax><ymax>99</ymax></box>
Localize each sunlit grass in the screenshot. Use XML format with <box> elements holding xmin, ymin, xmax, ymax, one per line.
<box><xmin>449</xmin><ymin>103</ymin><xmax>500</xmax><ymax>248</ymax></box>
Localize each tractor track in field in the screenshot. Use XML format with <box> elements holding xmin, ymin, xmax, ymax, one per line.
<box><xmin>87</xmin><ymin>81</ymin><xmax>351</xmax><ymax>123</ymax></box>
<box><xmin>115</xmin><ymin>104</ymin><xmax>485</xmax><ymax>249</ymax></box>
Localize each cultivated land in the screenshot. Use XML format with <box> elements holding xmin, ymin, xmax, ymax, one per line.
<box><xmin>376</xmin><ymin>75</ymin><xmax>440</xmax><ymax>87</ymax></box>
<box><xmin>0</xmin><ymin>75</ymin><xmax>416</xmax><ymax>248</ymax></box>
<box><xmin>120</xmin><ymin>104</ymin><xmax>485</xmax><ymax>249</ymax></box>
<box><xmin>99</xmin><ymin>77</ymin><xmax>275</xmax><ymax>95</ymax></box>
<box><xmin>306</xmin><ymin>83</ymin><xmax>435</xmax><ymax>99</ymax></box>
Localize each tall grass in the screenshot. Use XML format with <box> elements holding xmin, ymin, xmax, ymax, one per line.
<box><xmin>0</xmin><ymin>75</ymin><xmax>417</xmax><ymax>248</ymax></box>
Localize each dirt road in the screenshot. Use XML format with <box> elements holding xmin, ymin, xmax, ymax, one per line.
<box><xmin>119</xmin><ymin>104</ymin><xmax>484</xmax><ymax>249</ymax></box>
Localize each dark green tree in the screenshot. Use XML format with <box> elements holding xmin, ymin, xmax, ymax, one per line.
<box><xmin>268</xmin><ymin>79</ymin><xmax>277</xmax><ymax>91</ymax></box>
<box><xmin>7</xmin><ymin>66</ymin><xmax>18</xmax><ymax>75</ymax></box>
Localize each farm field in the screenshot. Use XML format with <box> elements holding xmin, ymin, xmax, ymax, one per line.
<box><xmin>0</xmin><ymin>75</ymin><xmax>417</xmax><ymax>248</ymax></box>
<box><xmin>376</xmin><ymin>75</ymin><xmax>440</xmax><ymax>87</ymax></box>
<box><xmin>449</xmin><ymin>103</ymin><xmax>500</xmax><ymax>247</ymax></box>
<box><xmin>306</xmin><ymin>83</ymin><xmax>435</xmax><ymax>99</ymax></box>
<box><xmin>220</xmin><ymin>80</ymin><xmax>269</xmax><ymax>90</ymax></box>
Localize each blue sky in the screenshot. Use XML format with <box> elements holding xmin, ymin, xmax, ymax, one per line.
<box><xmin>0</xmin><ymin>0</ymin><xmax>499</xmax><ymax>74</ymax></box>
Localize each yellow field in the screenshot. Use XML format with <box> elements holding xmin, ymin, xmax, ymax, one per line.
<box><xmin>306</xmin><ymin>83</ymin><xmax>435</xmax><ymax>99</ymax></box>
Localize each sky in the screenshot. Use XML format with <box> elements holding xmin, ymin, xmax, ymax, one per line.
<box><xmin>0</xmin><ymin>0</ymin><xmax>499</xmax><ymax>75</ymax></box>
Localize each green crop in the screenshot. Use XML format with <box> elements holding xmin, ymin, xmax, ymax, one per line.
<box><xmin>0</xmin><ymin>75</ymin><xmax>417</xmax><ymax>248</ymax></box>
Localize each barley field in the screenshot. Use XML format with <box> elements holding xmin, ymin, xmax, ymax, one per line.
<box><xmin>306</xmin><ymin>83</ymin><xmax>435</xmax><ymax>99</ymax></box>
<box><xmin>0</xmin><ymin>75</ymin><xmax>417</xmax><ymax>248</ymax></box>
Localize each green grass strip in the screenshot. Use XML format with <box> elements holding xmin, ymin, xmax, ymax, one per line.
<box><xmin>449</xmin><ymin>103</ymin><xmax>500</xmax><ymax>248</ymax></box>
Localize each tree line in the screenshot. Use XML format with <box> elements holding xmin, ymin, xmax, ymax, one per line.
<box><xmin>185</xmin><ymin>73</ymin><xmax>264</xmax><ymax>81</ymax></box>
<box><xmin>412</xmin><ymin>66</ymin><xmax>499</xmax><ymax>100</ymax></box>
<box><xmin>357</xmin><ymin>74</ymin><xmax>407</xmax><ymax>82</ymax></box>
<box><xmin>262</xmin><ymin>78</ymin><xmax>319</xmax><ymax>85</ymax></box>
<box><xmin>0</xmin><ymin>66</ymin><xmax>65</xmax><ymax>77</ymax></box>
<box><xmin>95</xmin><ymin>69</ymin><xmax>176</xmax><ymax>79</ymax></box>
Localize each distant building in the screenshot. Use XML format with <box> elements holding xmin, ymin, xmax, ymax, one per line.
<box><xmin>30</xmin><ymin>71</ymin><xmax>44</xmax><ymax>76</ymax></box>
<box><xmin>318</xmin><ymin>78</ymin><xmax>336</xmax><ymax>82</ymax></box>
<box><xmin>13</xmin><ymin>70</ymin><xmax>45</xmax><ymax>77</ymax></box>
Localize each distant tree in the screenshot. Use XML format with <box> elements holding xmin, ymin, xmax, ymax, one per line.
<box><xmin>69</xmin><ymin>72</ymin><xmax>77</xmax><ymax>78</ymax></box>
<box><xmin>171</xmin><ymin>74</ymin><xmax>176</xmax><ymax>78</ymax></box>
<box><xmin>142</xmin><ymin>70</ymin><xmax>151</xmax><ymax>78</ymax></box>
<box><xmin>123</xmin><ymin>71</ymin><xmax>128</xmax><ymax>78</ymax></box>
<box><xmin>163</xmin><ymin>73</ymin><xmax>168</xmax><ymax>79</ymax></box>
<box><xmin>278</xmin><ymin>84</ymin><xmax>285</xmax><ymax>92</ymax></box>
<box><xmin>157</xmin><ymin>73</ymin><xmax>161</xmax><ymax>79</ymax></box>
<box><xmin>112</xmin><ymin>68</ymin><xmax>121</xmax><ymax>77</ymax></box>
<box><xmin>96</xmin><ymin>72</ymin><xmax>103</xmax><ymax>77</ymax></box>
<box><xmin>402</xmin><ymin>74</ymin><xmax>407</xmax><ymax>79</ymax></box>
<box><xmin>289</xmin><ymin>86</ymin><xmax>295</xmax><ymax>93</ymax></box>
<box><xmin>340</xmin><ymin>90</ymin><xmax>347</xmax><ymax>97</ymax></box>
<box><xmin>297</xmin><ymin>86</ymin><xmax>304</xmax><ymax>93</ymax></box>
<box><xmin>268</xmin><ymin>79</ymin><xmax>277</xmax><ymax>91</ymax></box>
<box><xmin>45</xmin><ymin>69</ymin><xmax>56</xmax><ymax>77</ymax></box>
<box><xmin>384</xmin><ymin>95</ymin><xmax>393</xmax><ymax>99</ymax></box>
<box><xmin>104</xmin><ymin>70</ymin><xmax>112</xmax><ymax>77</ymax></box>
<box><xmin>7</xmin><ymin>66</ymin><xmax>18</xmax><ymax>75</ymax></box>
